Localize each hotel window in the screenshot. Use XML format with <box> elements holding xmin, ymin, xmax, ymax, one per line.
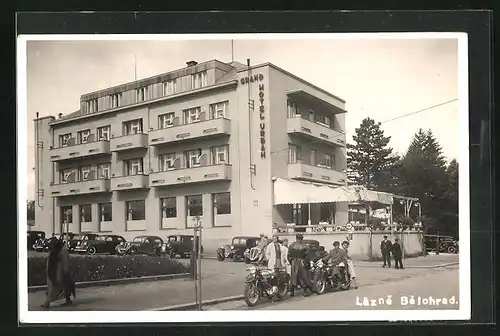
<box><xmin>79</xmin><ymin>165</ymin><xmax>93</xmax><ymax>181</ymax></box>
<box><xmin>213</xmin><ymin>192</ymin><xmax>231</xmax><ymax>215</ymax></box>
<box><xmin>287</xmin><ymin>99</ymin><xmax>299</xmax><ymax>118</ymax></box>
<box><xmin>110</xmin><ymin>93</ymin><xmax>122</xmax><ymax>108</ymax></box>
<box><xmin>123</xmin><ymin>119</ymin><xmax>143</xmax><ymax>135</ymax></box>
<box><xmin>186</xmin><ymin>195</ymin><xmax>203</xmax><ymax>217</ymax></box>
<box><xmin>60</xmin><ymin>206</ymin><xmax>73</xmax><ymax>223</ymax></box>
<box><xmin>209</xmin><ymin>101</ymin><xmax>228</xmax><ymax>119</ymax></box>
<box><xmin>97</xmin><ymin>125</ymin><xmax>110</xmax><ymax>141</ymax></box>
<box><xmin>161</xmin><ymin>197</ymin><xmax>177</xmax><ymax>218</ymax></box>
<box><xmin>80</xmin><ymin>204</ymin><xmax>92</xmax><ymax>222</ymax></box>
<box><xmin>124</xmin><ymin>158</ymin><xmax>144</xmax><ymax>176</ymax></box>
<box><xmin>184</xmin><ymin>149</ymin><xmax>202</xmax><ymax>168</ymax></box>
<box><xmin>77</xmin><ymin>129</ymin><xmax>92</xmax><ymax>144</ymax></box>
<box><xmin>163</xmin><ymin>79</ymin><xmax>177</xmax><ymax>95</ymax></box>
<box><xmin>99</xmin><ymin>203</ymin><xmax>112</xmax><ymax>222</ymax></box>
<box><xmin>309</xmin><ymin>149</ymin><xmax>316</xmax><ymax>165</ymax></box>
<box><xmin>319</xmin><ymin>153</ymin><xmax>334</xmax><ymax>169</ymax></box>
<box><xmin>183</xmin><ymin>106</ymin><xmax>201</xmax><ymax>124</ymax></box>
<box><xmin>136</xmin><ymin>86</ymin><xmax>149</xmax><ymax>102</ymax></box>
<box><xmin>316</xmin><ymin>115</ymin><xmax>332</xmax><ymax>128</ymax></box>
<box><xmin>97</xmin><ymin>163</ymin><xmax>111</xmax><ymax>179</ymax></box>
<box><xmin>126</xmin><ymin>200</ymin><xmax>145</xmax><ymax>221</ymax></box>
<box><xmin>192</xmin><ymin>71</ymin><xmax>207</xmax><ymax>89</ymax></box>
<box><xmin>159</xmin><ymin>153</ymin><xmax>176</xmax><ymax>171</ymax></box>
<box><xmin>288</xmin><ymin>144</ymin><xmax>301</xmax><ymax>164</ymax></box>
<box><xmin>211</xmin><ymin>145</ymin><xmax>229</xmax><ymax>165</ymax></box>
<box><xmin>159</xmin><ymin>112</ymin><xmax>175</xmax><ymax>129</ymax></box>
<box><xmin>86</xmin><ymin>99</ymin><xmax>98</xmax><ymax>113</ymax></box>
<box><xmin>308</xmin><ymin>110</ymin><xmax>315</xmax><ymax>122</ymax></box>
<box><xmin>59</xmin><ymin>133</ymin><xmax>72</xmax><ymax>147</ymax></box>
<box><xmin>60</xmin><ymin>168</ymin><xmax>75</xmax><ymax>184</ymax></box>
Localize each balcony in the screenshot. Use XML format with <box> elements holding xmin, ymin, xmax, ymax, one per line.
<box><xmin>149</xmin><ymin>118</ymin><xmax>231</xmax><ymax>146</ymax></box>
<box><xmin>110</xmin><ymin>133</ymin><xmax>148</xmax><ymax>152</ymax></box>
<box><xmin>288</xmin><ymin>163</ymin><xmax>347</xmax><ymax>186</ymax></box>
<box><xmin>149</xmin><ymin>164</ymin><xmax>232</xmax><ymax>187</ymax></box>
<box><xmin>50</xmin><ymin>140</ymin><xmax>111</xmax><ymax>162</ymax></box>
<box><xmin>287</xmin><ymin>116</ymin><xmax>346</xmax><ymax>147</ymax></box>
<box><xmin>50</xmin><ymin>179</ymin><xmax>111</xmax><ymax>197</ymax></box>
<box><xmin>111</xmin><ymin>174</ymin><xmax>149</xmax><ymax>191</ymax></box>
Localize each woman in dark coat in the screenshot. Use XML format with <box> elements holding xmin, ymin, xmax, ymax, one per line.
<box><xmin>287</xmin><ymin>234</ymin><xmax>315</xmax><ymax>297</ymax></box>
<box><xmin>41</xmin><ymin>238</ymin><xmax>75</xmax><ymax>308</ymax></box>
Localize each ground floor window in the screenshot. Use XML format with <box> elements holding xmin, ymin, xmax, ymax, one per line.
<box><xmin>186</xmin><ymin>195</ymin><xmax>203</xmax><ymax>228</ymax></box>
<box><xmin>213</xmin><ymin>192</ymin><xmax>231</xmax><ymax>215</ymax></box>
<box><xmin>126</xmin><ymin>200</ymin><xmax>145</xmax><ymax>220</ymax></box>
<box><xmin>161</xmin><ymin>197</ymin><xmax>177</xmax><ymax>218</ymax></box>
<box><xmin>99</xmin><ymin>202</ymin><xmax>112</xmax><ymax>221</ymax></box>
<box><xmin>320</xmin><ymin>202</ymin><xmax>336</xmax><ymax>224</ymax></box>
<box><xmin>80</xmin><ymin>204</ymin><xmax>92</xmax><ymax>222</ymax></box>
<box><xmin>60</xmin><ymin>205</ymin><xmax>73</xmax><ymax>224</ymax></box>
<box><xmin>292</xmin><ymin>204</ymin><xmax>309</xmax><ymax>232</ymax></box>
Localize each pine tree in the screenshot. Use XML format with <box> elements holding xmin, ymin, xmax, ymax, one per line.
<box><xmin>347</xmin><ymin>117</ymin><xmax>399</xmax><ymax>189</ymax></box>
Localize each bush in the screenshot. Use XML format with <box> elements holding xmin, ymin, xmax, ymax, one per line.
<box><xmin>28</xmin><ymin>254</ymin><xmax>190</xmax><ymax>286</ymax></box>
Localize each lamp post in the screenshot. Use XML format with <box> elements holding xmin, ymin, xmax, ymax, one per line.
<box><xmin>189</xmin><ymin>201</ymin><xmax>203</xmax><ymax>311</ymax></box>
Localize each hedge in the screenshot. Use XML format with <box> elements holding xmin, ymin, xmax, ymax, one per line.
<box><xmin>28</xmin><ymin>254</ymin><xmax>190</xmax><ymax>287</ymax></box>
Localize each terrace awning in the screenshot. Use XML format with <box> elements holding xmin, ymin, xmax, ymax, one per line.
<box><xmin>272</xmin><ymin>178</ymin><xmax>394</xmax><ymax>205</ymax></box>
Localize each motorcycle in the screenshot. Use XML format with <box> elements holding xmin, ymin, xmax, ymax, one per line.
<box><xmin>216</xmin><ymin>245</ymin><xmax>233</xmax><ymax>261</ymax></box>
<box><xmin>243</xmin><ymin>264</ymin><xmax>290</xmax><ymax>307</ymax></box>
<box><xmin>312</xmin><ymin>259</ymin><xmax>351</xmax><ymax>294</ymax></box>
<box><xmin>244</xmin><ymin>246</ymin><xmax>264</xmax><ymax>264</ymax></box>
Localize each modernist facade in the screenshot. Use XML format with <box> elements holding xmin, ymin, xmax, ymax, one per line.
<box><xmin>33</xmin><ymin>59</ymin><xmax>349</xmax><ymax>251</ymax></box>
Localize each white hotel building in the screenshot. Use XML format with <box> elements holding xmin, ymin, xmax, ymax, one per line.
<box><xmin>33</xmin><ymin>59</ymin><xmax>349</xmax><ymax>251</ymax></box>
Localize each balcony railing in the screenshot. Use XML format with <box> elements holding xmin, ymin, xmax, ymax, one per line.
<box><xmin>287</xmin><ymin>116</ymin><xmax>346</xmax><ymax>147</ymax></box>
<box><xmin>149</xmin><ymin>117</ymin><xmax>231</xmax><ymax>146</ymax></box>
<box><xmin>50</xmin><ymin>178</ymin><xmax>111</xmax><ymax>197</ymax></box>
<box><xmin>110</xmin><ymin>133</ymin><xmax>148</xmax><ymax>152</ymax></box>
<box><xmin>149</xmin><ymin>164</ymin><xmax>232</xmax><ymax>187</ymax></box>
<box><xmin>49</xmin><ymin>140</ymin><xmax>111</xmax><ymax>162</ymax></box>
<box><xmin>287</xmin><ymin>162</ymin><xmax>347</xmax><ymax>185</ymax></box>
<box><xmin>111</xmin><ymin>174</ymin><xmax>149</xmax><ymax>190</ymax></box>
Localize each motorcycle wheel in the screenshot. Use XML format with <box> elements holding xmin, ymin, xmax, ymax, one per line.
<box><xmin>314</xmin><ymin>274</ymin><xmax>326</xmax><ymax>295</ymax></box>
<box><xmin>340</xmin><ymin>275</ymin><xmax>351</xmax><ymax>291</ymax></box>
<box><xmin>244</xmin><ymin>282</ymin><xmax>261</xmax><ymax>307</ymax></box>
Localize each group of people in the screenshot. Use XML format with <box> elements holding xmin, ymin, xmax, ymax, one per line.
<box><xmin>255</xmin><ymin>233</ymin><xmax>358</xmax><ymax>297</ymax></box>
<box><xmin>380</xmin><ymin>235</ymin><xmax>404</xmax><ymax>269</ymax></box>
<box><xmin>40</xmin><ymin>237</ymin><xmax>76</xmax><ymax>309</ymax></box>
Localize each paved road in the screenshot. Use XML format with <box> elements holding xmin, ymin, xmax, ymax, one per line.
<box><xmin>206</xmin><ymin>266</ymin><xmax>459</xmax><ymax>310</ymax></box>
<box><xmin>28</xmin><ymin>255</ymin><xmax>458</xmax><ymax>311</ymax></box>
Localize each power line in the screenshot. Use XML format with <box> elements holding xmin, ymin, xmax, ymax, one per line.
<box><xmin>270</xmin><ymin>98</ymin><xmax>459</xmax><ymax>156</ymax></box>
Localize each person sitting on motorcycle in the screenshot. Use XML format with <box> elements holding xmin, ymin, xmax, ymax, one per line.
<box><xmin>314</xmin><ymin>246</ymin><xmax>328</xmax><ymax>263</ymax></box>
<box><xmin>341</xmin><ymin>240</ymin><xmax>358</xmax><ymax>289</ymax></box>
<box><xmin>323</xmin><ymin>241</ymin><xmax>347</xmax><ymax>277</ymax></box>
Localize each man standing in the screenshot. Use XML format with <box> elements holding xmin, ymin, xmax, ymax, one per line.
<box><xmin>380</xmin><ymin>235</ymin><xmax>392</xmax><ymax>268</ymax></box>
<box><xmin>391</xmin><ymin>238</ymin><xmax>404</xmax><ymax>269</ymax></box>
<box><xmin>281</xmin><ymin>238</ymin><xmax>291</xmax><ymax>275</ymax></box>
<box><xmin>287</xmin><ymin>234</ymin><xmax>315</xmax><ymax>297</ymax></box>
<box><xmin>266</xmin><ymin>235</ymin><xmax>287</xmax><ymax>271</ymax></box>
<box><xmin>341</xmin><ymin>241</ymin><xmax>358</xmax><ymax>289</ymax></box>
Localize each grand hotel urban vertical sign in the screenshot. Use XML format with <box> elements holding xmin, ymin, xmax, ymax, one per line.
<box><xmin>241</xmin><ymin>74</ymin><xmax>266</xmax><ymax>159</ymax></box>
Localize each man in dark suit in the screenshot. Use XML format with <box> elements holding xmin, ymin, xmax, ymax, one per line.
<box><xmin>380</xmin><ymin>235</ymin><xmax>392</xmax><ymax>268</ymax></box>
<box><xmin>391</xmin><ymin>238</ymin><xmax>404</xmax><ymax>269</ymax></box>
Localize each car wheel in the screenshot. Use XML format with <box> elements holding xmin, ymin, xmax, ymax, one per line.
<box><xmin>233</xmin><ymin>253</ymin><xmax>242</xmax><ymax>262</ymax></box>
<box><xmin>87</xmin><ymin>246</ymin><xmax>97</xmax><ymax>255</ymax></box>
<box><xmin>447</xmin><ymin>245</ymin><xmax>458</xmax><ymax>254</ymax></box>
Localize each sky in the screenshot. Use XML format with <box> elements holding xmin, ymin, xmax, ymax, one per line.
<box><xmin>24</xmin><ymin>36</ymin><xmax>461</xmax><ymax>199</ymax></box>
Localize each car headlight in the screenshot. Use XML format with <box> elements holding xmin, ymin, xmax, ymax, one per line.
<box><xmin>310</xmin><ymin>261</ymin><xmax>314</xmax><ymax>267</ymax></box>
<box><xmin>230</xmin><ymin>245</ymin><xmax>234</xmax><ymax>250</ymax></box>
<box><xmin>246</xmin><ymin>266</ymin><xmax>257</xmax><ymax>274</ymax></box>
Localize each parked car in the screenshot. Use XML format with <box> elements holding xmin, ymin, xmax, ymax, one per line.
<box><xmin>303</xmin><ymin>239</ymin><xmax>321</xmax><ymax>262</ymax></box>
<box><xmin>27</xmin><ymin>231</ymin><xmax>45</xmax><ymax>251</ymax></box>
<box><xmin>34</xmin><ymin>232</ymin><xmax>75</xmax><ymax>252</ymax></box>
<box><xmin>424</xmin><ymin>235</ymin><xmax>458</xmax><ymax>253</ymax></box>
<box><xmin>217</xmin><ymin>236</ymin><xmax>261</xmax><ymax>262</ymax></box>
<box><xmin>74</xmin><ymin>234</ymin><xmax>125</xmax><ymax>255</ymax></box>
<box><xmin>68</xmin><ymin>233</ymin><xmax>100</xmax><ymax>252</ymax></box>
<box><xmin>116</xmin><ymin>235</ymin><xmax>164</xmax><ymax>256</ymax></box>
<box><xmin>162</xmin><ymin>235</ymin><xmax>203</xmax><ymax>259</ymax></box>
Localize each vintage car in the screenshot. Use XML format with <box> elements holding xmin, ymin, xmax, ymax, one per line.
<box><xmin>33</xmin><ymin>232</ymin><xmax>75</xmax><ymax>252</ymax></box>
<box><xmin>217</xmin><ymin>236</ymin><xmax>261</xmax><ymax>262</ymax></box>
<box><xmin>116</xmin><ymin>235</ymin><xmax>164</xmax><ymax>256</ymax></box>
<box><xmin>161</xmin><ymin>235</ymin><xmax>204</xmax><ymax>259</ymax></box>
<box><xmin>74</xmin><ymin>234</ymin><xmax>126</xmax><ymax>255</ymax></box>
<box><xmin>68</xmin><ymin>233</ymin><xmax>100</xmax><ymax>252</ymax></box>
<box><xmin>302</xmin><ymin>239</ymin><xmax>321</xmax><ymax>262</ymax></box>
<box><xmin>27</xmin><ymin>231</ymin><xmax>45</xmax><ymax>251</ymax></box>
<box><xmin>424</xmin><ymin>235</ymin><xmax>458</xmax><ymax>254</ymax></box>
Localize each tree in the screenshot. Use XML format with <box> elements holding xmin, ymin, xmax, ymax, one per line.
<box><xmin>27</xmin><ymin>200</ymin><xmax>35</xmax><ymax>221</ymax></box>
<box><xmin>347</xmin><ymin>118</ymin><xmax>399</xmax><ymax>189</ymax></box>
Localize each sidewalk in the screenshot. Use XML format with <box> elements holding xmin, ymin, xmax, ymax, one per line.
<box><xmin>355</xmin><ymin>253</ymin><xmax>458</xmax><ymax>268</ymax></box>
<box><xmin>27</xmin><ymin>255</ymin><xmax>458</xmax><ymax>311</ymax></box>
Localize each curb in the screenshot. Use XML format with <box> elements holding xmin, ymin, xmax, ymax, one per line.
<box><xmin>28</xmin><ymin>272</ymin><xmax>191</xmax><ymax>293</ymax></box>
<box><xmin>147</xmin><ymin>295</ymin><xmax>245</xmax><ymax>311</ymax></box>
<box><xmin>354</xmin><ymin>262</ymin><xmax>459</xmax><ymax>269</ymax></box>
